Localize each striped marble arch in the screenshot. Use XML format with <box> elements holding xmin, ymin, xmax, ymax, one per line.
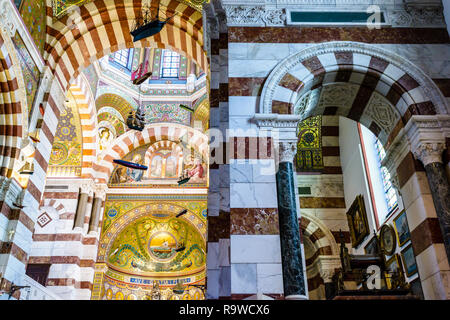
<box><xmin>44</xmin><ymin>0</ymin><xmax>207</xmax><ymax>91</ymax></box>
<box><xmin>69</xmin><ymin>75</ymin><xmax>98</xmax><ymax>179</ymax></box>
<box><xmin>94</xmin><ymin>123</ymin><xmax>208</xmax><ymax>183</ymax></box>
<box><xmin>0</xmin><ymin>29</ymin><xmax>26</xmax><ymax>178</ymax></box>
<box><xmin>261</xmin><ymin>42</ymin><xmax>450</xmax><ymax>148</ymax></box>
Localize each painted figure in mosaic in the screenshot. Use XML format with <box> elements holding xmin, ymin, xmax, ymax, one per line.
<box><xmin>126</xmin><ymin>154</ymin><xmax>144</xmax><ymax>182</ymax></box>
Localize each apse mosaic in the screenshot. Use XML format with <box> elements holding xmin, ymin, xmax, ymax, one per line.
<box><xmin>108</xmin><ymin>142</ymin><xmax>207</xmax><ymax>187</ymax></box>
<box><xmin>18</xmin><ymin>0</ymin><xmax>46</xmax><ymax>56</ymax></box>
<box><xmin>107</xmin><ymin>216</ymin><xmax>205</xmax><ymax>276</ymax></box>
<box><xmin>12</xmin><ymin>32</ymin><xmax>40</xmax><ymax>118</ymax></box>
<box><xmin>48</xmin><ymin>93</ymin><xmax>83</xmax><ymax>175</ymax></box>
<box><xmin>94</xmin><ymin>197</ymin><xmax>207</xmax><ymax>300</ymax></box>
<box><xmin>296</xmin><ymin>115</ymin><xmax>324</xmax><ymax>172</ymax></box>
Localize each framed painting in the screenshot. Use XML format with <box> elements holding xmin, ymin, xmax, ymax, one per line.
<box><xmin>401</xmin><ymin>244</ymin><xmax>418</xmax><ymax>277</ymax></box>
<box><xmin>379</xmin><ymin>224</ymin><xmax>397</xmax><ymax>256</ymax></box>
<box><xmin>346</xmin><ymin>195</ymin><xmax>370</xmax><ymax>248</ymax></box>
<box><xmin>364</xmin><ymin>234</ymin><xmax>379</xmax><ymax>255</ymax></box>
<box><xmin>393</xmin><ymin>210</ymin><xmax>410</xmax><ymax>247</ymax></box>
<box><xmin>385</xmin><ymin>254</ymin><xmax>404</xmax><ymax>289</ymax></box>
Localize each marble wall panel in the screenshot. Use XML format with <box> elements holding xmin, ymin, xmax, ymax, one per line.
<box><xmin>230</xmin><ymin>235</ymin><xmax>282</xmax><ymax>264</ymax></box>
<box><xmin>256</xmin><ymin>263</ymin><xmax>284</xmax><ymax>294</ymax></box>
<box><xmin>230</xmin><ymin>183</ymin><xmax>278</xmax><ymax>208</ymax></box>
<box><xmin>231</xmin><ymin>208</ymin><xmax>279</xmax><ymax>235</ymax></box>
<box><xmin>231</xmin><ymin>263</ymin><xmax>257</xmax><ymax>294</ymax></box>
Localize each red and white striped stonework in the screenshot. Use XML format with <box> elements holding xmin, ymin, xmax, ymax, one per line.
<box><xmin>0</xmin><ymin>30</ymin><xmax>22</xmax><ymax>178</ymax></box>
<box><xmin>28</xmin><ymin>181</ymin><xmax>103</xmax><ymax>299</ymax></box>
<box><xmin>227</xmin><ymin>22</ymin><xmax>450</xmax><ymax>299</ymax></box>
<box><xmin>43</xmin><ymin>0</ymin><xmax>207</xmax><ymax>91</ymax></box>
<box><xmin>70</xmin><ymin>75</ymin><xmax>98</xmax><ymax>179</ymax></box>
<box><xmin>95</xmin><ymin>123</ymin><xmax>208</xmax><ymax>184</ymax></box>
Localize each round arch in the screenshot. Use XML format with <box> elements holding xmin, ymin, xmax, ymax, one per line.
<box><xmin>94</xmin><ymin>122</ymin><xmax>209</xmax><ymax>183</ymax></box>
<box><xmin>259</xmin><ymin>41</ymin><xmax>449</xmax><ymax>146</ymax></box>
<box><xmin>44</xmin><ymin>0</ymin><xmax>207</xmax><ymax>91</ymax></box>
<box><xmin>0</xmin><ymin>28</ymin><xmax>28</xmax><ymax>178</ymax></box>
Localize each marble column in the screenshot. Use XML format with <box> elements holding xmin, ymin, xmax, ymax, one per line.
<box><xmin>88</xmin><ymin>185</ymin><xmax>106</xmax><ymax>234</ymax></box>
<box><xmin>276</xmin><ymin>141</ymin><xmax>307</xmax><ymax>299</ymax></box>
<box><xmin>74</xmin><ymin>183</ymin><xmax>92</xmax><ymax>230</ymax></box>
<box><xmin>413</xmin><ymin>142</ymin><xmax>450</xmax><ymax>265</ymax></box>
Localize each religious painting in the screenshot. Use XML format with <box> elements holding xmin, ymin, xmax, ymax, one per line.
<box><xmin>401</xmin><ymin>244</ymin><xmax>418</xmax><ymax>277</ymax></box>
<box><xmin>385</xmin><ymin>254</ymin><xmax>404</xmax><ymax>289</ymax></box>
<box><xmin>98</xmin><ymin>126</ymin><xmax>114</xmax><ymax>154</ymax></box>
<box><xmin>393</xmin><ymin>210</ymin><xmax>411</xmax><ymax>247</ymax></box>
<box><xmin>346</xmin><ymin>195</ymin><xmax>370</xmax><ymax>248</ymax></box>
<box><xmin>109</xmin><ymin>142</ymin><xmax>207</xmax><ymax>187</ymax></box>
<box><xmin>364</xmin><ymin>234</ymin><xmax>379</xmax><ymax>255</ymax></box>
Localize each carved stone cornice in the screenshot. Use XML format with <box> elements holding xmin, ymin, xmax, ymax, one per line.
<box><xmin>222</xmin><ymin>2</ymin><xmax>446</xmax><ymax>28</ymax></box>
<box><xmin>259</xmin><ymin>42</ymin><xmax>450</xmax><ymax>117</ymax></box>
<box><xmin>224</xmin><ymin>5</ymin><xmax>286</xmax><ymax>27</ymax></box>
<box><xmin>404</xmin><ymin>115</ymin><xmax>450</xmax><ymax>165</ymax></box>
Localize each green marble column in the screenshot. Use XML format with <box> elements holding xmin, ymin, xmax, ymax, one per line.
<box><xmin>276</xmin><ymin>142</ymin><xmax>306</xmax><ymax>299</ymax></box>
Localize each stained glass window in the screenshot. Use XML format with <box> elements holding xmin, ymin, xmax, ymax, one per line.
<box><xmin>161</xmin><ymin>50</ymin><xmax>180</xmax><ymax>78</ymax></box>
<box><xmin>113</xmin><ymin>49</ymin><xmax>131</xmax><ymax>68</ymax></box>
<box><xmin>374</xmin><ymin>139</ymin><xmax>398</xmax><ymax>214</ymax></box>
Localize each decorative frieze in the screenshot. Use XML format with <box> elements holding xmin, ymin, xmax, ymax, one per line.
<box><xmin>222</xmin><ymin>2</ymin><xmax>446</xmax><ymax>28</ymax></box>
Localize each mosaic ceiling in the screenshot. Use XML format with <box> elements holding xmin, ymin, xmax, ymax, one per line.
<box><xmin>51</xmin><ymin>0</ymin><xmax>209</xmax><ymax>18</ymax></box>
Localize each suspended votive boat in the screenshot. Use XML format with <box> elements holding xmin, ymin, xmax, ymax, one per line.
<box><xmin>28</xmin><ymin>130</ymin><xmax>40</xmax><ymax>143</ymax></box>
<box><xmin>176</xmin><ymin>209</ymin><xmax>187</xmax><ymax>218</ymax></box>
<box><xmin>131</xmin><ymin>4</ymin><xmax>175</xmax><ymax>42</ymax></box>
<box><xmin>113</xmin><ymin>159</ymin><xmax>148</xmax><ymax>171</ymax></box>
<box><xmin>131</xmin><ymin>62</ymin><xmax>152</xmax><ymax>85</ymax></box>
<box><xmin>172</xmin><ymin>281</ymin><xmax>186</xmax><ymax>295</ymax></box>
<box><xmin>177</xmin><ymin>175</ymin><xmax>190</xmax><ymax>185</ymax></box>
<box><xmin>179</xmin><ymin>104</ymin><xmax>194</xmax><ymax>113</ymax></box>
<box><xmin>19</xmin><ymin>162</ymin><xmax>34</xmax><ymax>175</ymax></box>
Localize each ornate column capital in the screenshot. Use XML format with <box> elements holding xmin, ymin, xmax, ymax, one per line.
<box><xmin>80</xmin><ymin>181</ymin><xmax>95</xmax><ymax>196</ymax></box>
<box><xmin>93</xmin><ymin>184</ymin><xmax>108</xmax><ymax>200</ymax></box>
<box><xmin>412</xmin><ymin>142</ymin><xmax>446</xmax><ymax>166</ymax></box>
<box><xmin>278</xmin><ymin>141</ymin><xmax>297</xmax><ymax>163</ymax></box>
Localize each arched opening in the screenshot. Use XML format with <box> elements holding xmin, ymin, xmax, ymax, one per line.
<box><xmin>256</xmin><ymin>41</ymin><xmax>449</xmax><ymax>300</ymax></box>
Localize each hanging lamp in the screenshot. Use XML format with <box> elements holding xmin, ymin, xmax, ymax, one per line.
<box><xmin>130</xmin><ymin>1</ymin><xmax>176</xmax><ymax>42</ymax></box>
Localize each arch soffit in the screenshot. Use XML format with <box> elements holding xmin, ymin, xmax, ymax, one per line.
<box><xmin>300</xmin><ymin>211</ymin><xmax>339</xmax><ymax>257</ymax></box>
<box><xmin>260</xmin><ymin>42</ymin><xmax>449</xmax><ymax>118</ymax></box>
<box><xmin>44</xmin><ymin>0</ymin><xmax>207</xmax><ymax>90</ymax></box>
<box><xmin>95</xmin><ymin>123</ymin><xmax>209</xmax><ymax>182</ymax></box>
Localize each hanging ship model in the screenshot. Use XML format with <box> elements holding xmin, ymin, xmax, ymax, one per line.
<box><xmin>130</xmin><ymin>2</ymin><xmax>175</xmax><ymax>42</ymax></box>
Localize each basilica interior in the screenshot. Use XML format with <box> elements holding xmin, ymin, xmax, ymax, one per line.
<box><xmin>0</xmin><ymin>0</ymin><xmax>449</xmax><ymax>301</ymax></box>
